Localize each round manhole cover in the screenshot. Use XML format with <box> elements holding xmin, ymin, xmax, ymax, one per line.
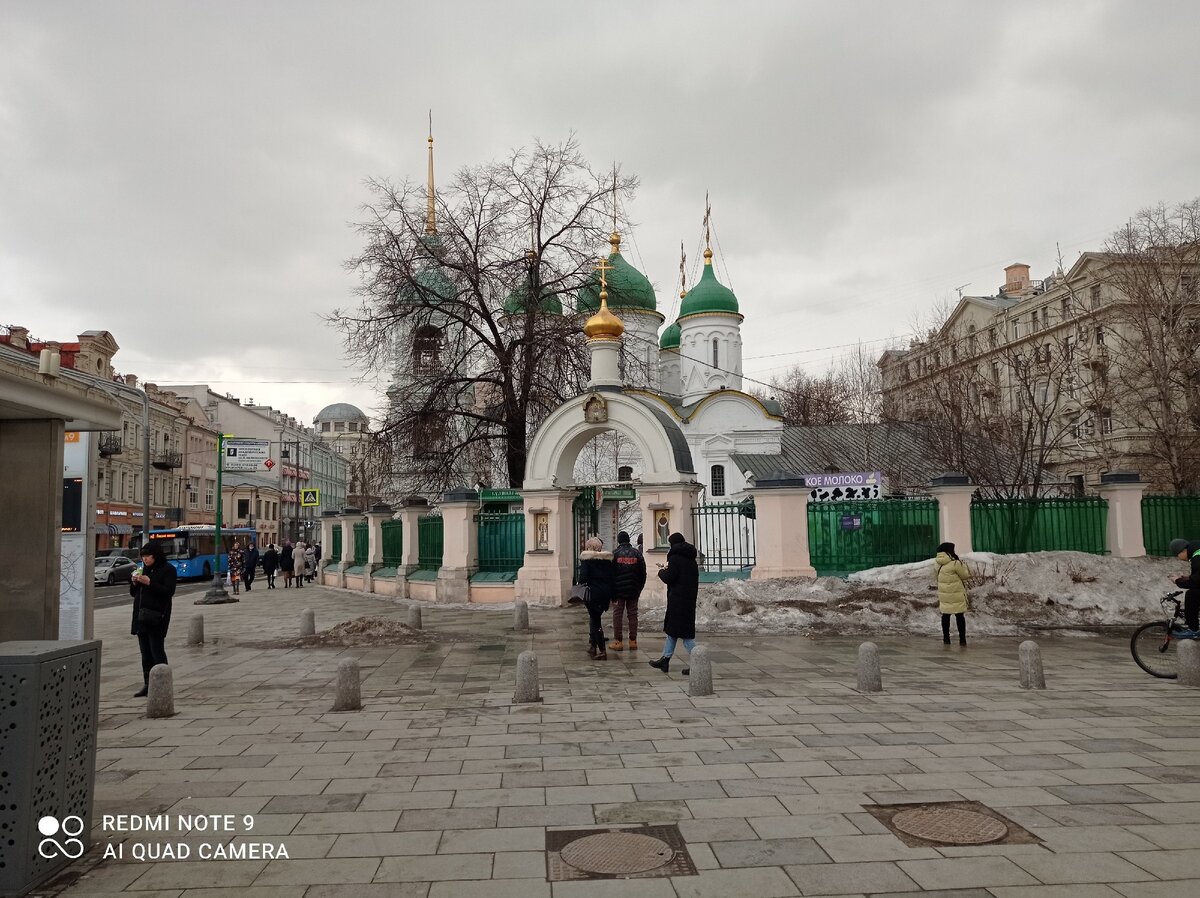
<box><xmin>891</xmin><ymin>807</ymin><xmax>1009</xmax><ymax>845</ymax></box>
<box><xmin>560</xmin><ymin>832</ymin><xmax>675</xmax><ymax>874</ymax></box>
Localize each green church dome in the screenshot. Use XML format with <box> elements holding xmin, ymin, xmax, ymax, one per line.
<box><xmin>679</xmin><ymin>249</ymin><xmax>739</xmax><ymax>317</ymax></box>
<box><xmin>503</xmin><ymin>284</ymin><xmax>563</xmax><ymax>316</ymax></box>
<box><xmin>404</xmin><ymin>265</ymin><xmax>454</xmax><ymax>304</ymax></box>
<box><xmin>659</xmin><ymin>319</ymin><xmax>681</xmax><ymax>350</ymax></box>
<box><xmin>577</xmin><ymin>233</ymin><xmax>657</xmax><ymax>313</ymax></box>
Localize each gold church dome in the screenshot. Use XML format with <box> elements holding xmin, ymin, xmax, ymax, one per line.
<box><xmin>583</xmin><ymin>289</ymin><xmax>624</xmax><ymax>340</ymax></box>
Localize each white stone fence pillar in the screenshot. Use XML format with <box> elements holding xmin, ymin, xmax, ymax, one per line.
<box><xmin>750</xmin><ymin>470</ymin><xmax>816</xmax><ymax>580</ymax></box>
<box><xmin>363</xmin><ymin>503</ymin><xmax>394</xmax><ymax>593</ymax></box>
<box><xmin>1099</xmin><ymin>472</ymin><xmax>1147</xmax><ymax>558</ymax></box>
<box><xmin>336</xmin><ymin>507</ymin><xmax>363</xmax><ymax>589</ymax></box>
<box><xmin>928</xmin><ymin>473</ymin><xmax>975</xmax><ymax>555</ymax></box>
<box><xmin>395</xmin><ymin>497</ymin><xmax>431</xmax><ymax>600</ymax></box>
<box><xmin>318</xmin><ymin>511</ymin><xmax>338</xmax><ymax>584</ymax></box>
<box><xmin>437</xmin><ymin>489</ymin><xmax>479</xmax><ymax>603</ymax></box>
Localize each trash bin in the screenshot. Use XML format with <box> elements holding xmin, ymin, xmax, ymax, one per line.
<box><xmin>0</xmin><ymin>641</ymin><xmax>101</xmax><ymax>897</ymax></box>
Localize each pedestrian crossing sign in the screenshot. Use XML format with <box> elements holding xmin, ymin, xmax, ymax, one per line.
<box><xmin>300</xmin><ymin>488</ymin><xmax>320</xmax><ymax>507</ymax></box>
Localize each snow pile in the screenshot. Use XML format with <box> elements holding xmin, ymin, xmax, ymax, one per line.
<box><xmin>641</xmin><ymin>552</ymin><xmax>1183</xmax><ymax>638</ymax></box>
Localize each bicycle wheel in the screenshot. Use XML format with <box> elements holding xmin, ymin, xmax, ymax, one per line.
<box><xmin>1130</xmin><ymin>622</ymin><xmax>1179</xmax><ymax>679</ymax></box>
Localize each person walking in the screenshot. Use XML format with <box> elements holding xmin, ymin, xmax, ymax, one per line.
<box><xmin>262</xmin><ymin>543</ymin><xmax>279</xmax><ymax>588</ymax></box>
<box><xmin>649</xmin><ymin>532</ymin><xmax>699</xmax><ymax>675</ymax></box>
<box><xmin>577</xmin><ymin>536</ymin><xmax>616</xmax><ymax>660</ymax></box>
<box><xmin>609</xmin><ymin>530</ymin><xmax>646</xmax><ymax>651</ymax></box>
<box><xmin>228</xmin><ymin>542</ymin><xmax>243</xmax><ymax>595</ymax></box>
<box><xmin>243</xmin><ymin>542</ymin><xmax>260</xmax><ymax>591</ymax></box>
<box><xmin>129</xmin><ymin>540</ymin><xmax>176</xmax><ymax>697</ymax></box>
<box><xmin>293</xmin><ymin>541</ymin><xmax>307</xmax><ymax>588</ymax></box>
<box><xmin>1169</xmin><ymin>537</ymin><xmax>1200</xmax><ymax>635</ymax></box>
<box><xmin>304</xmin><ymin>543</ymin><xmax>316</xmax><ymax>582</ymax></box>
<box><xmin>280</xmin><ymin>541</ymin><xmax>294</xmax><ymax>588</ymax></box>
<box><xmin>934</xmin><ymin>541</ymin><xmax>970</xmax><ymax>645</ymax></box>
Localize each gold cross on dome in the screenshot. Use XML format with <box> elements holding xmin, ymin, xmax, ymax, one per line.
<box><xmin>593</xmin><ymin>257</ymin><xmax>614</xmax><ymax>290</ymax></box>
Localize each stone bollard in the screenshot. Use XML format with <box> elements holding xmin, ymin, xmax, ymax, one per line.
<box><xmin>331</xmin><ymin>658</ymin><xmax>362</xmax><ymax>711</ymax></box>
<box><xmin>514</xmin><ymin>650</ymin><xmax>541</xmax><ymax>703</ymax></box>
<box><xmin>514</xmin><ymin>600</ymin><xmax>530</xmax><ymax>632</ymax></box>
<box><xmin>300</xmin><ymin>608</ymin><xmax>315</xmax><ymax>637</ymax></box>
<box><xmin>186</xmin><ymin>614</ymin><xmax>204</xmax><ymax>646</ymax></box>
<box><xmin>408</xmin><ymin>604</ymin><xmax>423</xmax><ymax>630</ymax></box>
<box><xmin>688</xmin><ymin>644</ymin><xmax>714</xmax><ymax>697</ymax></box>
<box><xmin>1179</xmin><ymin>640</ymin><xmax>1200</xmax><ymax>687</ymax></box>
<box><xmin>1019</xmin><ymin>640</ymin><xmax>1046</xmax><ymax>689</ymax></box>
<box><xmin>857</xmin><ymin>642</ymin><xmax>882</xmax><ymax>693</ymax></box>
<box><xmin>146</xmin><ymin>664</ymin><xmax>174</xmax><ymax>718</ymax></box>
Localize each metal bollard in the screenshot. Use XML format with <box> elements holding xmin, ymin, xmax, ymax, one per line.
<box><xmin>331</xmin><ymin>658</ymin><xmax>362</xmax><ymax>711</ymax></box>
<box><xmin>514</xmin><ymin>650</ymin><xmax>541</xmax><ymax>703</ymax></box>
<box><xmin>186</xmin><ymin>614</ymin><xmax>204</xmax><ymax>646</ymax></box>
<box><xmin>1019</xmin><ymin>640</ymin><xmax>1046</xmax><ymax>689</ymax></box>
<box><xmin>408</xmin><ymin>604</ymin><xmax>423</xmax><ymax>630</ymax></box>
<box><xmin>1179</xmin><ymin>640</ymin><xmax>1200</xmax><ymax>687</ymax></box>
<box><xmin>857</xmin><ymin>642</ymin><xmax>882</xmax><ymax>693</ymax></box>
<box><xmin>300</xmin><ymin>608</ymin><xmax>316</xmax><ymax>637</ymax></box>
<box><xmin>146</xmin><ymin>664</ymin><xmax>174</xmax><ymax>718</ymax></box>
<box><xmin>688</xmin><ymin>644</ymin><xmax>714</xmax><ymax>697</ymax></box>
<box><xmin>514</xmin><ymin>600</ymin><xmax>530</xmax><ymax>632</ymax></box>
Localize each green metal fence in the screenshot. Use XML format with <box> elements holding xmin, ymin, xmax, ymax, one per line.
<box><xmin>417</xmin><ymin>513</ymin><xmax>444</xmax><ymax>571</ymax></box>
<box><xmin>381</xmin><ymin>518</ymin><xmax>403</xmax><ymax>566</ymax></box>
<box><xmin>692</xmin><ymin>502</ymin><xmax>756</xmax><ymax>579</ymax></box>
<box><xmin>1142</xmin><ymin>495</ymin><xmax>1200</xmax><ymax>556</ymax></box>
<box><xmin>808</xmin><ymin>498</ymin><xmax>940</xmax><ymax>576</ymax></box>
<box><xmin>331</xmin><ymin>524</ymin><xmax>342</xmax><ymax>561</ymax></box>
<box><xmin>477</xmin><ymin>511</ymin><xmax>525</xmax><ymax>573</ymax></box>
<box><xmin>970</xmin><ymin>497</ymin><xmax>1108</xmax><ymax>555</ymax></box>
<box><xmin>352</xmin><ymin>520</ymin><xmax>369</xmax><ymax>566</ymax></box>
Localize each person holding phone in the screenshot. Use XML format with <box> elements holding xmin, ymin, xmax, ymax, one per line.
<box><xmin>129</xmin><ymin>540</ymin><xmax>177</xmax><ymax>697</ymax></box>
<box><xmin>649</xmin><ymin>532</ymin><xmax>699</xmax><ymax>675</ymax></box>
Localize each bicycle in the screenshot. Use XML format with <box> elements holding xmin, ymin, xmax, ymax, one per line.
<box><xmin>1130</xmin><ymin>591</ymin><xmax>1199</xmax><ymax>679</ymax></box>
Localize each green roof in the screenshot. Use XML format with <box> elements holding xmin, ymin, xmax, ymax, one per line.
<box><xmin>659</xmin><ymin>320</ymin><xmax>681</xmax><ymax>350</ymax></box>
<box><xmin>577</xmin><ymin>251</ymin><xmax>657</xmax><ymax>313</ymax></box>
<box><xmin>403</xmin><ymin>266</ymin><xmax>454</xmax><ymax>304</ymax></box>
<box><xmin>679</xmin><ymin>260</ymin><xmax>739</xmax><ymax>317</ymax></box>
<box><xmin>502</xmin><ymin>284</ymin><xmax>563</xmax><ymax>316</ymax></box>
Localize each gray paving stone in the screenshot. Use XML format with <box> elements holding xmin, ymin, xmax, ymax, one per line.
<box><xmin>254</xmin><ymin>856</ymin><xmax>382</xmax><ymax>885</ymax></box>
<box><xmin>671</xmin><ymin>866</ymin><xmax>801</xmax><ymax>898</ymax></box>
<box><xmin>711</xmin><ymin>837</ymin><xmax>831</xmax><ymax>867</ymax></box>
<box><xmin>396</xmin><ymin>808</ymin><xmax>499</xmax><ymax>831</ymax></box>
<box><xmin>327</xmin><ymin>830</ymin><xmax>442</xmax><ymax>857</ymax></box>
<box><xmin>375</xmin><ymin>852</ymin><xmax>493</xmax><ymax>882</ymax></box>
<box><xmin>896</xmin><ymin>856</ymin><xmax>1041</xmax><ymax>890</ymax></box>
<box><xmin>783</xmin><ymin>860</ymin><xmax>920</xmax><ymax>895</ymax></box>
<box><xmin>677</xmin><ymin>818</ymin><xmax>760</xmax><ymax>843</ymax></box>
<box><xmin>429</xmin><ymin>880</ymin><xmax>549</xmax><ymax>898</ymax></box>
<box><xmin>1012</xmin><ymin>850</ymin><xmax>1156</xmax><ymax>884</ymax></box>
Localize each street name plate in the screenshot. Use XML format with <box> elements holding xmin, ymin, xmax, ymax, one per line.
<box><xmin>224</xmin><ymin>438</ymin><xmax>272</xmax><ymax>472</ymax></box>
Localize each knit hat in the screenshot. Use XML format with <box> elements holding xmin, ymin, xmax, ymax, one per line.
<box><xmin>1169</xmin><ymin>538</ymin><xmax>1190</xmax><ymax>556</ymax></box>
<box><xmin>617</xmin><ymin>531</ymin><xmax>630</xmax><ymax>544</ymax></box>
<box><xmin>668</xmin><ymin>532</ymin><xmax>686</xmax><ymax>545</ymax></box>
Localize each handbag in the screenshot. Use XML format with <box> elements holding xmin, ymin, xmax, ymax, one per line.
<box><xmin>568</xmin><ymin>584</ymin><xmax>590</xmax><ymax>605</ymax></box>
<box><xmin>138</xmin><ymin>607</ymin><xmax>165</xmax><ymax>626</ymax></box>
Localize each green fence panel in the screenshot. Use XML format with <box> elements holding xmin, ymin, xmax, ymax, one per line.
<box><xmin>808</xmin><ymin>498</ymin><xmax>940</xmax><ymax>577</ymax></box>
<box><xmin>692</xmin><ymin>502</ymin><xmax>756</xmax><ymax>577</ymax></box>
<box><xmin>381</xmin><ymin>518</ymin><xmax>403</xmax><ymax>566</ymax></box>
<box><xmin>352</xmin><ymin>520</ymin><xmax>369</xmax><ymax>565</ymax></box>
<box><xmin>970</xmin><ymin>497</ymin><xmax>1108</xmax><ymax>555</ymax></box>
<box><xmin>477</xmin><ymin>511</ymin><xmax>525</xmax><ymax>573</ymax></box>
<box><xmin>331</xmin><ymin>524</ymin><xmax>342</xmax><ymax>561</ymax></box>
<box><xmin>417</xmin><ymin>513</ymin><xmax>444</xmax><ymax>571</ymax></box>
<box><xmin>1142</xmin><ymin>495</ymin><xmax>1200</xmax><ymax>556</ymax></box>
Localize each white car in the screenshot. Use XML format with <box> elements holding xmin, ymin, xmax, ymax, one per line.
<box><xmin>94</xmin><ymin>556</ymin><xmax>137</xmax><ymax>586</ymax></box>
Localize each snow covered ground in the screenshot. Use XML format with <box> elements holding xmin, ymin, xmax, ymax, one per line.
<box><xmin>641</xmin><ymin>551</ymin><xmax>1185</xmax><ymax>638</ymax></box>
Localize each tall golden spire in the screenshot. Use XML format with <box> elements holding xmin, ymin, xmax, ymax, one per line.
<box><xmin>584</xmin><ymin>257</ymin><xmax>624</xmax><ymax>339</ymax></box>
<box><xmin>425</xmin><ymin>111</ymin><xmax>437</xmax><ymax>236</ymax></box>
<box><xmin>609</xmin><ymin>165</ymin><xmax>620</xmax><ymax>255</ymax></box>
<box><xmin>703</xmin><ymin>191</ymin><xmax>713</xmax><ymax>265</ymax></box>
<box><xmin>679</xmin><ymin>241</ymin><xmax>688</xmax><ymax>296</ymax></box>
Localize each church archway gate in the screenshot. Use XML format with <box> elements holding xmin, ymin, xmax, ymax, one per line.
<box><xmin>515</xmin><ymin>390</ymin><xmax>700</xmax><ymax>606</ymax></box>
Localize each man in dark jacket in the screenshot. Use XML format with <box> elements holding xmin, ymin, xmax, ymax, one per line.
<box><xmin>1170</xmin><ymin>537</ymin><xmax>1200</xmax><ymax>634</ymax></box>
<box><xmin>609</xmin><ymin>530</ymin><xmax>646</xmax><ymax>651</ymax></box>
<box><xmin>243</xmin><ymin>543</ymin><xmax>260</xmax><ymax>591</ymax></box>
<box><xmin>130</xmin><ymin>541</ymin><xmax>177</xmax><ymax>697</ymax></box>
<box><xmin>649</xmin><ymin>532</ymin><xmax>699</xmax><ymax>675</ymax></box>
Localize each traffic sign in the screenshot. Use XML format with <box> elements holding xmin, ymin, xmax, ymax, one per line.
<box><xmin>224</xmin><ymin>438</ymin><xmax>272</xmax><ymax>472</ymax></box>
<box><xmin>264</xmin><ymin>458</ymin><xmax>276</xmax><ymax>470</ymax></box>
<box><xmin>300</xmin><ymin>488</ymin><xmax>320</xmax><ymax>507</ymax></box>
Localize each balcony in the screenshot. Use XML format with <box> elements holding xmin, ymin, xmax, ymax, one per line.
<box><xmin>152</xmin><ymin>451</ymin><xmax>182</xmax><ymax>470</ymax></box>
<box><xmin>98</xmin><ymin>437</ymin><xmax>122</xmax><ymax>457</ymax></box>
<box><xmin>1085</xmin><ymin>345</ymin><xmax>1109</xmax><ymax>369</ymax></box>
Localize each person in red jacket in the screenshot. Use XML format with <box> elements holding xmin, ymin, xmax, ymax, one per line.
<box><xmin>609</xmin><ymin>530</ymin><xmax>646</xmax><ymax>651</ymax></box>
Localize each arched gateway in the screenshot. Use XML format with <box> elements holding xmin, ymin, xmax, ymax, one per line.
<box><xmin>515</xmin><ymin>275</ymin><xmax>701</xmax><ymax>605</ymax></box>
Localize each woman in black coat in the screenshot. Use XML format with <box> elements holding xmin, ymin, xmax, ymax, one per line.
<box><xmin>649</xmin><ymin>532</ymin><xmax>699</xmax><ymax>675</ymax></box>
<box><xmin>129</xmin><ymin>540</ymin><xmax>177</xmax><ymax>697</ymax></box>
<box><xmin>577</xmin><ymin>537</ymin><xmax>616</xmax><ymax>660</ymax></box>
<box><xmin>261</xmin><ymin>544</ymin><xmax>280</xmax><ymax>588</ymax></box>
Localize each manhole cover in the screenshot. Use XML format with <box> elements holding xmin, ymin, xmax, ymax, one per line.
<box><xmin>560</xmin><ymin>832</ymin><xmax>675</xmax><ymax>874</ymax></box>
<box><xmin>892</xmin><ymin>807</ymin><xmax>1009</xmax><ymax>845</ymax></box>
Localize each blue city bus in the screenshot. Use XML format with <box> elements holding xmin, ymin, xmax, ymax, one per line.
<box><xmin>134</xmin><ymin>526</ymin><xmax>257</xmax><ymax>579</ymax></box>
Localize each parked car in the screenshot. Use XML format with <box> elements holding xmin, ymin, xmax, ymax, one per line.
<box><xmin>95</xmin><ymin>556</ymin><xmax>137</xmax><ymax>585</ymax></box>
<box><xmin>96</xmin><ymin>547</ymin><xmax>139</xmax><ymax>561</ymax></box>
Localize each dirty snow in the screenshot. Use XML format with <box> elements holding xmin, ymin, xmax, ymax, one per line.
<box><xmin>639</xmin><ymin>552</ymin><xmax>1184</xmax><ymax>638</ymax></box>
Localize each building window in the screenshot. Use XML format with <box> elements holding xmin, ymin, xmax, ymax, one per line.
<box><xmin>204</xmin><ymin>480</ymin><xmax>215</xmax><ymax>510</ymax></box>
<box><xmin>711</xmin><ymin>338</ymin><xmax>719</xmax><ymax>369</ymax></box>
<box><xmin>411</xmin><ymin>413</ymin><xmax>447</xmax><ymax>461</ymax></box>
<box><xmin>1069</xmin><ymin>414</ymin><xmax>1080</xmax><ymax>439</ymax></box>
<box><xmin>1011</xmin><ymin>320</ymin><xmax>1022</xmax><ymax>341</ymax></box>
<box><xmin>321</xmin><ymin>422</ymin><xmax>331</xmax><ymax>432</ymax></box>
<box><xmin>349</xmin><ymin>421</ymin><xmax>359</xmax><ymax>432</ymax></box>
<box><xmin>237</xmin><ymin>499</ymin><xmax>250</xmax><ymax>519</ymax></box>
<box><xmin>989</xmin><ymin>327</ymin><xmax>997</xmax><ymax>347</ymax></box>
<box><xmin>413</xmin><ymin>325</ymin><xmax>442</xmax><ymax>374</ymax></box>
<box><xmin>1090</xmin><ymin>284</ymin><xmax>1102</xmax><ymax>309</ymax></box>
<box><xmin>1101</xmin><ymin>412</ymin><xmax>1113</xmax><ymax>434</ymax></box>
<box><xmin>1095</xmin><ymin>326</ymin><xmax>1105</xmax><ymax>345</ymax></box>
<box><xmin>617</xmin><ymin>465</ymin><xmax>633</xmax><ymax>482</ymax></box>
<box><xmin>1031</xmin><ymin>310</ymin><xmax>1040</xmax><ymax>332</ymax></box>
<box><xmin>710</xmin><ymin>464</ymin><xmax>726</xmax><ymax>497</ymax></box>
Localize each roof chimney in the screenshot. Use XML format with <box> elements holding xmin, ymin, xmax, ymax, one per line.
<box><xmin>124</xmin><ymin>373</ymin><xmax>138</xmax><ymax>388</ymax></box>
<box><xmin>7</xmin><ymin>326</ymin><xmax>29</xmax><ymax>350</ymax></box>
<box><xmin>1003</xmin><ymin>263</ymin><xmax>1031</xmax><ymax>295</ymax></box>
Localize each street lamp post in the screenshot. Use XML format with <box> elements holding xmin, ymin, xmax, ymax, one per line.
<box><xmin>198</xmin><ymin>433</ymin><xmax>237</xmax><ymax>604</ymax></box>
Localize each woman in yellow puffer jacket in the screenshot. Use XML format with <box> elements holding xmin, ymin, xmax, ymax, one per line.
<box><xmin>934</xmin><ymin>541</ymin><xmax>970</xmax><ymax>645</ymax></box>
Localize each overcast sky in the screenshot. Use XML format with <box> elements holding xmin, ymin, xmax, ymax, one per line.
<box><xmin>3</xmin><ymin>1</ymin><xmax>1198</xmax><ymax>426</ymax></box>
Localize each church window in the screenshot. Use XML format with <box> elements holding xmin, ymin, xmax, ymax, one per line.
<box><xmin>334</xmin><ymin>421</ymin><xmax>345</xmax><ymax>432</ymax></box>
<box><xmin>349</xmin><ymin>422</ymin><xmax>359</xmax><ymax>432</ymax></box>
<box><xmin>710</xmin><ymin>464</ymin><xmax>726</xmax><ymax>497</ymax></box>
<box><xmin>321</xmin><ymin>422</ymin><xmax>330</xmax><ymax>432</ymax></box>
<box><xmin>618</xmin><ymin>465</ymin><xmax>633</xmax><ymax>482</ymax></box>
<box><xmin>712</xmin><ymin>339</ymin><xmax>719</xmax><ymax>369</ymax></box>
<box><xmin>411</xmin><ymin>412</ymin><xmax>446</xmax><ymax>461</ymax></box>
<box><xmin>413</xmin><ymin>325</ymin><xmax>442</xmax><ymax>374</ymax></box>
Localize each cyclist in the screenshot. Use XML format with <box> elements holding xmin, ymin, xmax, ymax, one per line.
<box><xmin>1168</xmin><ymin>538</ymin><xmax>1200</xmax><ymax>636</ymax></box>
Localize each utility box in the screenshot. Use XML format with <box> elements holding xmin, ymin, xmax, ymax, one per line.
<box><xmin>0</xmin><ymin>641</ymin><xmax>101</xmax><ymax>897</ymax></box>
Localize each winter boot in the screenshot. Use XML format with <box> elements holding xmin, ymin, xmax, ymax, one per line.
<box><xmin>648</xmin><ymin>656</ymin><xmax>670</xmax><ymax>674</ymax></box>
<box><xmin>594</xmin><ymin>649</ymin><xmax>607</xmax><ymax>660</ymax></box>
<box><xmin>587</xmin><ymin>644</ymin><xmax>597</xmax><ymax>658</ymax></box>
<box><xmin>628</xmin><ymin>639</ymin><xmax>638</xmax><ymax>650</ymax></box>
<box><xmin>608</xmin><ymin>640</ymin><xmax>623</xmax><ymax>651</ymax></box>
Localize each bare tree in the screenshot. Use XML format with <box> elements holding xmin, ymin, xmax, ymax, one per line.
<box><xmin>334</xmin><ymin>135</ymin><xmax>637</xmax><ymax>497</ymax></box>
<box><xmin>1098</xmin><ymin>198</ymin><xmax>1200</xmax><ymax>492</ymax></box>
